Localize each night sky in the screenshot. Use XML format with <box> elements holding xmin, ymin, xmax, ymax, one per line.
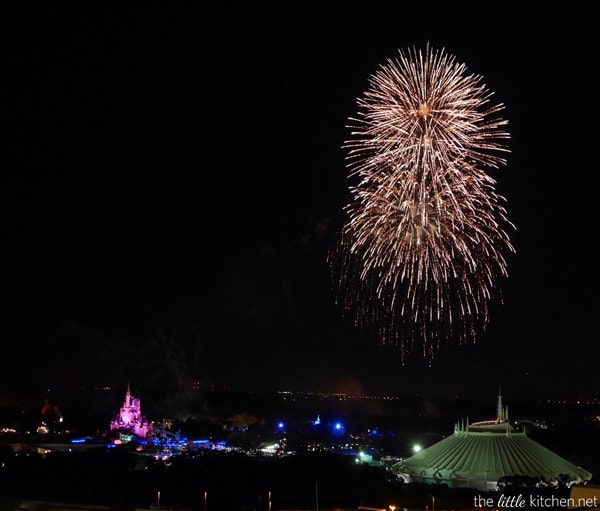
<box><xmin>4</xmin><ymin>4</ymin><xmax>598</xmax><ymax>402</ymax></box>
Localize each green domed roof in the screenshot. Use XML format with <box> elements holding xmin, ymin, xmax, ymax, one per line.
<box><xmin>391</xmin><ymin>391</ymin><xmax>592</xmax><ymax>491</ymax></box>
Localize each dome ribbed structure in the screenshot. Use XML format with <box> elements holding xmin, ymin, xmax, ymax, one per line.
<box><xmin>391</xmin><ymin>390</ymin><xmax>592</xmax><ymax>491</ymax></box>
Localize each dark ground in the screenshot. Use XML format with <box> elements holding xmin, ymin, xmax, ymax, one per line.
<box><xmin>1</xmin><ymin>390</ymin><xmax>599</xmax><ymax>510</ymax></box>
<box><xmin>0</xmin><ymin>448</ymin><xmax>486</xmax><ymax>510</ymax></box>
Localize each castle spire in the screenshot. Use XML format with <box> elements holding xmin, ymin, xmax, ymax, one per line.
<box><xmin>126</xmin><ymin>379</ymin><xmax>132</xmax><ymax>406</ymax></box>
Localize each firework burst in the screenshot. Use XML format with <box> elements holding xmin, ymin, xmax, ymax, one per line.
<box><xmin>330</xmin><ymin>44</ymin><xmax>515</xmax><ymax>361</ymax></box>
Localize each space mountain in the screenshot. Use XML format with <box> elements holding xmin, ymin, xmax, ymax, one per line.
<box><xmin>391</xmin><ymin>391</ymin><xmax>592</xmax><ymax>491</ymax></box>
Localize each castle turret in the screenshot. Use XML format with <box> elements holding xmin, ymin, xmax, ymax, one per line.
<box><xmin>110</xmin><ymin>383</ymin><xmax>151</xmax><ymax>438</ymax></box>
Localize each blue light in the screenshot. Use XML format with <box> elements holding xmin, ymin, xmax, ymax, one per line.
<box><xmin>369</xmin><ymin>427</ymin><xmax>381</xmax><ymax>436</ymax></box>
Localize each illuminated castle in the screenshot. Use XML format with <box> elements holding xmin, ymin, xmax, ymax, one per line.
<box><xmin>109</xmin><ymin>383</ymin><xmax>151</xmax><ymax>438</ymax></box>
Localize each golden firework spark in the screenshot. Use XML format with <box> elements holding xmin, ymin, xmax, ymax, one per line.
<box><xmin>330</xmin><ymin>44</ymin><xmax>515</xmax><ymax>361</ymax></box>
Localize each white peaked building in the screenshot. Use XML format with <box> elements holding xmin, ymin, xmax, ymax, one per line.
<box><xmin>392</xmin><ymin>390</ymin><xmax>592</xmax><ymax>491</ymax></box>
<box><xmin>109</xmin><ymin>382</ymin><xmax>151</xmax><ymax>438</ymax></box>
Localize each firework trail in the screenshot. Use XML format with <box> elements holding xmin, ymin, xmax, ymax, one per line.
<box><xmin>330</xmin><ymin>44</ymin><xmax>515</xmax><ymax>361</ymax></box>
